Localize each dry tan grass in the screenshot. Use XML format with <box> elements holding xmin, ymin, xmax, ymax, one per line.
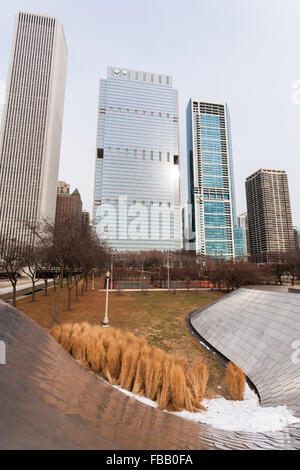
<box><xmin>226</xmin><ymin>362</ymin><xmax>246</xmax><ymax>401</ymax></box>
<box><xmin>49</xmin><ymin>322</ymin><xmax>209</xmax><ymax>413</ymax></box>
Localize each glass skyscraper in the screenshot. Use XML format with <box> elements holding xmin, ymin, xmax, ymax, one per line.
<box><xmin>186</xmin><ymin>99</ymin><xmax>240</xmax><ymax>259</ymax></box>
<box><xmin>93</xmin><ymin>67</ymin><xmax>181</xmax><ymax>251</ymax></box>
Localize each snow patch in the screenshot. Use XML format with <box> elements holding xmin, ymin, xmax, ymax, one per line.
<box><xmin>103</xmin><ymin>378</ymin><xmax>300</xmax><ymax>433</ymax></box>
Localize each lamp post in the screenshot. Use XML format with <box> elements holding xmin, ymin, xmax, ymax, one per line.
<box><xmin>102</xmin><ymin>270</ymin><xmax>110</xmax><ymax>328</ymax></box>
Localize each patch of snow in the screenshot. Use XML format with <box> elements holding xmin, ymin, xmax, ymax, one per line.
<box><xmin>172</xmin><ymin>385</ymin><xmax>300</xmax><ymax>433</ymax></box>
<box><xmin>105</xmin><ymin>378</ymin><xmax>300</xmax><ymax>433</ymax></box>
<box><xmin>199</xmin><ymin>341</ymin><xmax>210</xmax><ymax>351</ymax></box>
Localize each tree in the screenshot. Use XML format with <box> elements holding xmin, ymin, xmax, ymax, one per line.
<box><xmin>0</xmin><ymin>239</ymin><xmax>23</xmax><ymax>307</ymax></box>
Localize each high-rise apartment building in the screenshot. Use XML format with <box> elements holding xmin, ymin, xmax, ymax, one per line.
<box><xmin>0</xmin><ymin>12</ymin><xmax>67</xmax><ymax>249</ymax></box>
<box><xmin>246</xmin><ymin>169</ymin><xmax>295</xmax><ymax>262</ymax></box>
<box><xmin>237</xmin><ymin>212</ymin><xmax>249</xmax><ymax>258</ymax></box>
<box><xmin>93</xmin><ymin>66</ymin><xmax>181</xmax><ymax>251</ymax></box>
<box><xmin>186</xmin><ymin>99</ymin><xmax>238</xmax><ymax>259</ymax></box>
<box><xmin>55</xmin><ymin>188</ymin><xmax>82</xmax><ymax>232</ymax></box>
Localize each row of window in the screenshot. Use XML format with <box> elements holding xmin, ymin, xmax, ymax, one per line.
<box><xmin>97</xmin><ymin>147</ymin><xmax>179</xmax><ymax>164</ymax></box>
<box><xmin>100</xmin><ymin>199</ymin><xmax>173</xmax><ymax>208</ymax></box>
<box><xmin>100</xmin><ymin>107</ymin><xmax>178</xmax><ymax>121</ymax></box>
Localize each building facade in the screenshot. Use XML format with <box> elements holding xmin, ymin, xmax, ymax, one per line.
<box><xmin>246</xmin><ymin>169</ymin><xmax>295</xmax><ymax>262</ymax></box>
<box><xmin>57</xmin><ymin>181</ymin><xmax>70</xmax><ymax>195</ymax></box>
<box><xmin>0</xmin><ymin>12</ymin><xmax>67</xmax><ymax>249</ymax></box>
<box><xmin>186</xmin><ymin>99</ymin><xmax>238</xmax><ymax>260</ymax></box>
<box><xmin>93</xmin><ymin>66</ymin><xmax>181</xmax><ymax>251</ymax></box>
<box><xmin>237</xmin><ymin>212</ymin><xmax>249</xmax><ymax>259</ymax></box>
<box><xmin>55</xmin><ymin>188</ymin><xmax>82</xmax><ymax>232</ymax></box>
<box><xmin>294</xmin><ymin>227</ymin><xmax>300</xmax><ymax>251</ymax></box>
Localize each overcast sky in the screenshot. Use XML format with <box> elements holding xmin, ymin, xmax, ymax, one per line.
<box><xmin>1</xmin><ymin>0</ymin><xmax>300</xmax><ymax>226</ymax></box>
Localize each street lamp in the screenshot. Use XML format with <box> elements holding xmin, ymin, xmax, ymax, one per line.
<box><xmin>102</xmin><ymin>270</ymin><xmax>110</xmax><ymax>328</ymax></box>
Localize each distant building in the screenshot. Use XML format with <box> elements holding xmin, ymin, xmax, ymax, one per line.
<box><xmin>0</xmin><ymin>12</ymin><xmax>67</xmax><ymax>249</ymax></box>
<box><xmin>93</xmin><ymin>66</ymin><xmax>182</xmax><ymax>251</ymax></box>
<box><xmin>294</xmin><ymin>227</ymin><xmax>300</xmax><ymax>251</ymax></box>
<box><xmin>237</xmin><ymin>212</ymin><xmax>249</xmax><ymax>258</ymax></box>
<box><xmin>57</xmin><ymin>181</ymin><xmax>70</xmax><ymax>195</ymax></box>
<box><xmin>81</xmin><ymin>211</ymin><xmax>91</xmax><ymax>232</ymax></box>
<box><xmin>186</xmin><ymin>99</ymin><xmax>238</xmax><ymax>260</ymax></box>
<box><xmin>233</xmin><ymin>227</ymin><xmax>245</xmax><ymax>260</ymax></box>
<box><xmin>55</xmin><ymin>188</ymin><xmax>83</xmax><ymax>232</ymax></box>
<box><xmin>246</xmin><ymin>169</ymin><xmax>295</xmax><ymax>262</ymax></box>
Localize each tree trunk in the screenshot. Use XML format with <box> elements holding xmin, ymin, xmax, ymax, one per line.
<box><xmin>60</xmin><ymin>265</ymin><xmax>64</xmax><ymax>288</ymax></box>
<box><xmin>12</xmin><ymin>281</ymin><xmax>17</xmax><ymax>307</ymax></box>
<box><xmin>31</xmin><ymin>279</ymin><xmax>35</xmax><ymax>302</ymax></box>
<box><xmin>75</xmin><ymin>278</ymin><xmax>79</xmax><ymax>301</ymax></box>
<box><xmin>54</xmin><ymin>282</ymin><xmax>60</xmax><ymax>323</ymax></box>
<box><xmin>85</xmin><ymin>274</ymin><xmax>88</xmax><ymax>291</ymax></box>
<box><xmin>80</xmin><ymin>276</ymin><xmax>85</xmax><ymax>296</ymax></box>
<box><xmin>67</xmin><ymin>287</ymin><xmax>72</xmax><ymax>311</ymax></box>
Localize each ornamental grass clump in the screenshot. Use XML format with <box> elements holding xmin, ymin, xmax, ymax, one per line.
<box><xmin>49</xmin><ymin>322</ymin><xmax>209</xmax><ymax>413</ymax></box>
<box><xmin>226</xmin><ymin>362</ymin><xmax>246</xmax><ymax>401</ymax></box>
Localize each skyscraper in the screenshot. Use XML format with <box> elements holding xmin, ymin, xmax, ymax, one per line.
<box><xmin>246</xmin><ymin>169</ymin><xmax>295</xmax><ymax>262</ymax></box>
<box><xmin>0</xmin><ymin>12</ymin><xmax>67</xmax><ymax>249</ymax></box>
<box><xmin>93</xmin><ymin>66</ymin><xmax>181</xmax><ymax>251</ymax></box>
<box><xmin>186</xmin><ymin>99</ymin><xmax>237</xmax><ymax>259</ymax></box>
<box><xmin>294</xmin><ymin>227</ymin><xmax>300</xmax><ymax>251</ymax></box>
<box><xmin>55</xmin><ymin>187</ymin><xmax>82</xmax><ymax>233</ymax></box>
<box><xmin>237</xmin><ymin>212</ymin><xmax>249</xmax><ymax>258</ymax></box>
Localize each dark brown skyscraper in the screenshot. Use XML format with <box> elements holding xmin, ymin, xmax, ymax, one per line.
<box><xmin>246</xmin><ymin>169</ymin><xmax>295</xmax><ymax>262</ymax></box>
<box><xmin>55</xmin><ymin>187</ymin><xmax>82</xmax><ymax>232</ymax></box>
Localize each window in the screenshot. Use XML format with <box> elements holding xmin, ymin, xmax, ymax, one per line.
<box><xmin>134</xmin><ymin>149</ymin><xmax>137</xmax><ymax>159</ymax></box>
<box><xmin>110</xmin><ymin>106</ymin><xmax>113</xmax><ymax>111</ymax></box>
<box><xmin>106</xmin><ymin>199</ymin><xmax>109</xmax><ymax>204</ymax></box>
<box><xmin>167</xmin><ymin>152</ymin><xmax>170</xmax><ymax>162</ymax></box>
<box><xmin>174</xmin><ymin>155</ymin><xmax>179</xmax><ymax>165</ymax></box>
<box><xmin>151</xmin><ymin>151</ymin><xmax>154</xmax><ymax>160</ymax></box>
<box><xmin>108</xmin><ymin>146</ymin><xmax>111</xmax><ymax>156</ymax></box>
<box><xmin>117</xmin><ymin>148</ymin><xmax>120</xmax><ymax>157</ymax></box>
<box><xmin>166</xmin><ymin>113</ymin><xmax>170</xmax><ymax>118</ymax></box>
<box><xmin>159</xmin><ymin>112</ymin><xmax>162</xmax><ymax>117</ymax></box>
<box><xmin>151</xmin><ymin>111</ymin><xmax>154</xmax><ymax>116</ymax></box>
<box><xmin>97</xmin><ymin>148</ymin><xmax>103</xmax><ymax>159</ymax></box>
<box><xmin>126</xmin><ymin>148</ymin><xmax>129</xmax><ymax>157</ymax></box>
<box><xmin>118</xmin><ymin>108</ymin><xmax>121</xmax><ymax>112</ymax></box>
<box><xmin>115</xmin><ymin>200</ymin><xmax>118</xmax><ymax>205</ymax></box>
<box><xmin>126</xmin><ymin>108</ymin><xmax>130</xmax><ymax>113</ymax></box>
<box><xmin>159</xmin><ymin>202</ymin><xmax>162</xmax><ymax>207</ymax></box>
<box><xmin>135</xmin><ymin>109</ymin><xmax>138</xmax><ymax>114</ymax></box>
<box><xmin>159</xmin><ymin>152</ymin><xmax>162</xmax><ymax>161</ymax></box>
<box><xmin>142</xmin><ymin>150</ymin><xmax>145</xmax><ymax>160</ymax></box>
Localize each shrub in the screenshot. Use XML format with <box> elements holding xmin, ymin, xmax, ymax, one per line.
<box><xmin>226</xmin><ymin>362</ymin><xmax>246</xmax><ymax>401</ymax></box>
<box><xmin>49</xmin><ymin>322</ymin><xmax>208</xmax><ymax>413</ymax></box>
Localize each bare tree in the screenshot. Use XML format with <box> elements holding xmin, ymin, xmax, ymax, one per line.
<box><xmin>0</xmin><ymin>239</ymin><xmax>23</xmax><ymax>307</ymax></box>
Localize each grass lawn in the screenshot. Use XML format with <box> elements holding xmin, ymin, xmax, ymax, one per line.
<box><xmin>16</xmin><ymin>278</ymin><xmax>227</xmax><ymax>398</ymax></box>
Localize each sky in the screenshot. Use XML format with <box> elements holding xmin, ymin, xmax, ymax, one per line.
<box><xmin>0</xmin><ymin>0</ymin><xmax>300</xmax><ymax>226</ymax></box>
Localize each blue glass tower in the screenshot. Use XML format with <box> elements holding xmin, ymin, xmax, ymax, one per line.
<box><xmin>186</xmin><ymin>99</ymin><xmax>240</xmax><ymax>259</ymax></box>
<box><xmin>93</xmin><ymin>67</ymin><xmax>182</xmax><ymax>251</ymax></box>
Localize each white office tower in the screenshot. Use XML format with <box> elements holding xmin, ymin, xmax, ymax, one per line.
<box><xmin>93</xmin><ymin>67</ymin><xmax>182</xmax><ymax>251</ymax></box>
<box><xmin>0</xmin><ymin>12</ymin><xmax>68</xmax><ymax>249</ymax></box>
